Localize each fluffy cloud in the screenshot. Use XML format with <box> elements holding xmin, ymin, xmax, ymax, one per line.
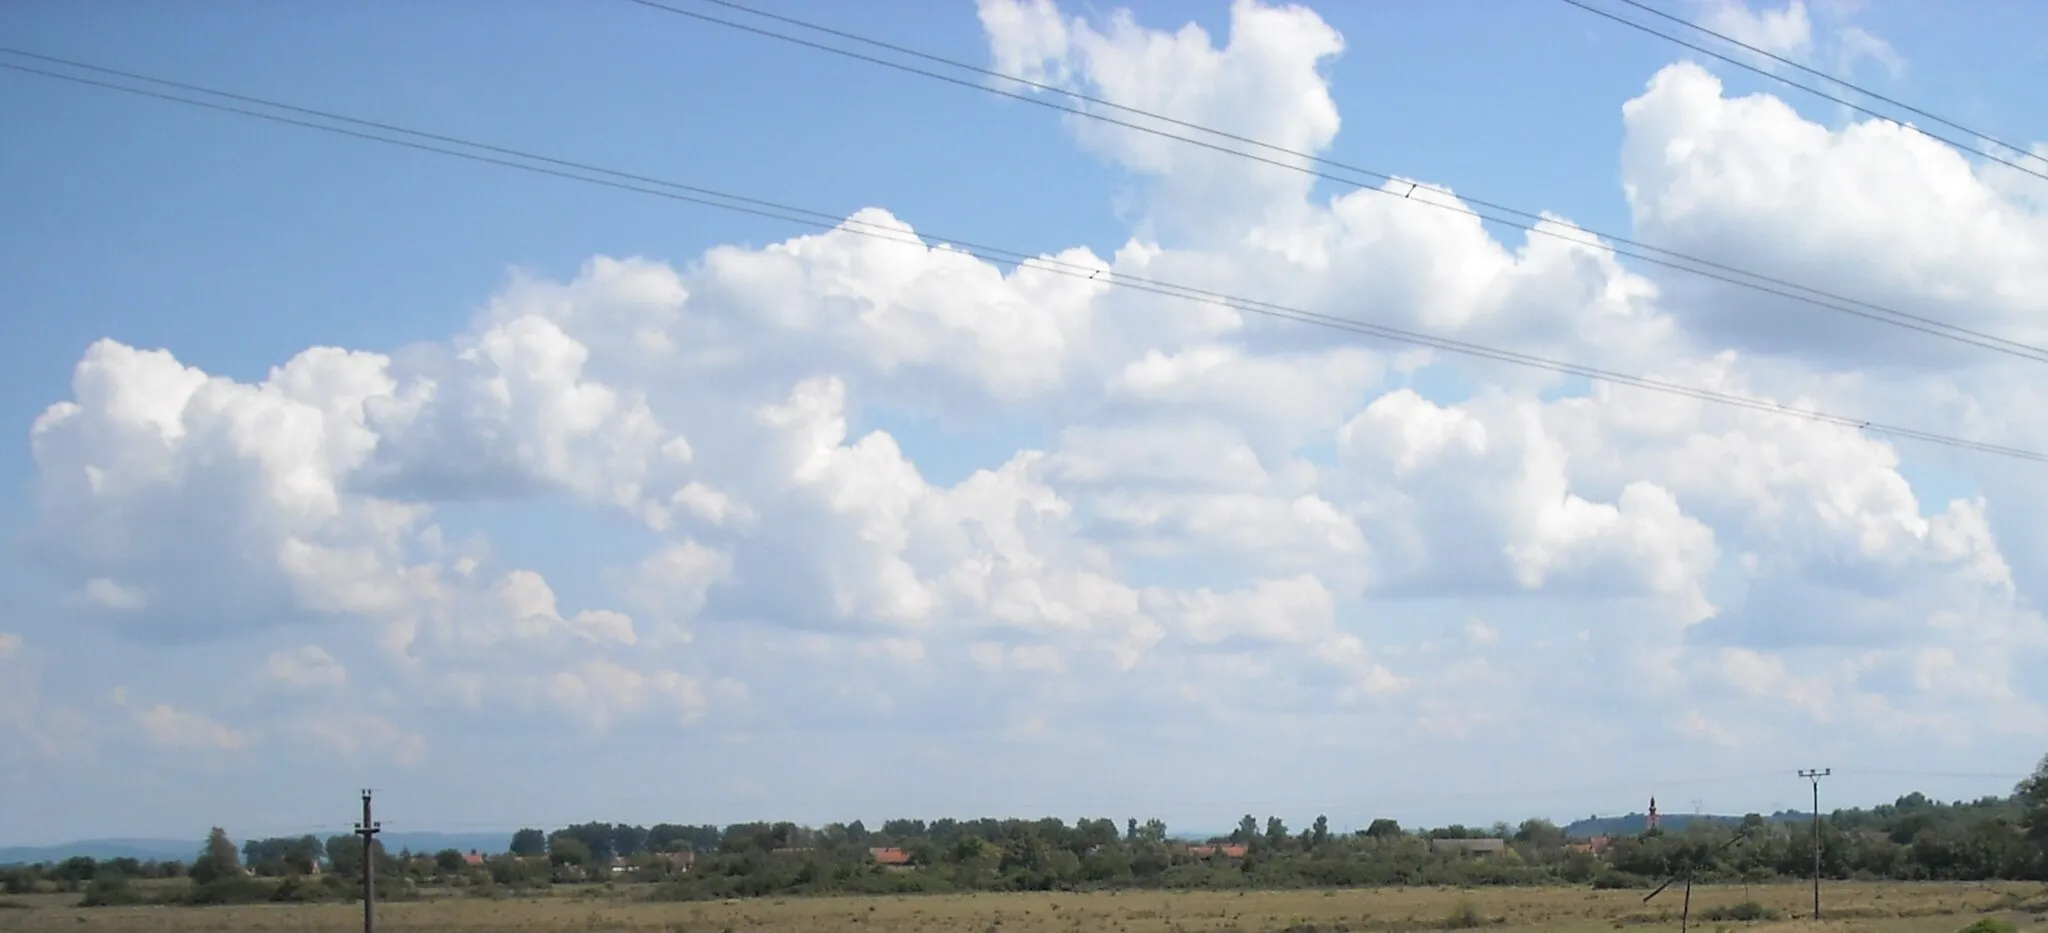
<box><xmin>31</xmin><ymin>340</ymin><xmax>438</xmax><ymax>635</ymax></box>
<box><xmin>263</xmin><ymin>645</ymin><xmax>348</xmax><ymax>690</ymax></box>
<box><xmin>0</xmin><ymin>634</ymin><xmax>39</xmax><ymax>751</ymax></box>
<box><xmin>1337</xmin><ymin>388</ymin><xmax>1719</xmax><ymax>616</ymax></box>
<box><xmin>13</xmin><ymin>0</ymin><xmax>2048</xmax><ymax>802</ymax></box>
<box><xmin>1619</xmin><ymin>61</ymin><xmax>2048</xmax><ymax>368</ymax></box>
<box><xmin>115</xmin><ymin>689</ymin><xmax>251</xmax><ymax>751</ymax></box>
<box><xmin>1690</xmin><ymin>1</ymin><xmax>1902</xmax><ymax>79</ymax></box>
<box><xmin>1698</xmin><ymin>0</ymin><xmax>1813</xmax><ymax>58</ymax></box>
<box><xmin>980</xmin><ymin>0</ymin><xmax>1345</xmax><ymax>237</ymax></box>
<box><xmin>294</xmin><ymin>711</ymin><xmax>427</xmax><ymax>766</ymax></box>
<box><xmin>545</xmin><ymin>659</ymin><xmax>710</xmax><ymax>731</ymax></box>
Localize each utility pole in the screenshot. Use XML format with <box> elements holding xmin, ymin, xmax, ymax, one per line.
<box><xmin>354</xmin><ymin>789</ymin><xmax>381</xmax><ymax>933</ymax></box>
<box><xmin>1798</xmin><ymin>769</ymin><xmax>1830</xmax><ymax>919</ymax></box>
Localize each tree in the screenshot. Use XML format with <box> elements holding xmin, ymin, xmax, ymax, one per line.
<box><xmin>1514</xmin><ymin>818</ymin><xmax>1565</xmax><ymax>849</ymax></box>
<box><xmin>1365</xmin><ymin>818</ymin><xmax>1403</xmax><ymax>840</ymax></box>
<box><xmin>189</xmin><ymin>827</ymin><xmax>242</xmax><ymax>884</ymax></box>
<box><xmin>612</xmin><ymin>824</ymin><xmax>650</xmax><ymax>858</ymax></box>
<box><xmin>1311</xmin><ymin>815</ymin><xmax>1331</xmax><ymax>849</ymax></box>
<box><xmin>2016</xmin><ymin>754</ymin><xmax>2048</xmax><ymax>851</ymax></box>
<box><xmin>510</xmin><ymin>828</ymin><xmax>547</xmax><ymax>857</ymax></box>
<box><xmin>53</xmin><ymin>856</ymin><xmax>97</xmax><ymax>886</ymax></box>
<box><xmin>954</xmin><ymin>837</ymin><xmax>1002</xmax><ymax>873</ymax></box>
<box><xmin>326</xmin><ymin>836</ymin><xmax>362</xmax><ymax>876</ymax></box>
<box><xmin>324</xmin><ymin>834</ymin><xmax>393</xmax><ymax>878</ymax></box>
<box><xmin>548</xmin><ymin>833</ymin><xmax>591</xmax><ymax>867</ymax></box>
<box><xmin>646</xmin><ymin>824</ymin><xmax>689</xmax><ymax>854</ymax></box>
<box><xmin>1264</xmin><ymin>816</ymin><xmax>1290</xmax><ymax>851</ymax></box>
<box><xmin>435</xmin><ymin>849</ymin><xmax>466</xmax><ymax>875</ymax></box>
<box><xmin>1234</xmin><ymin>814</ymin><xmax>1259</xmax><ymax>845</ymax></box>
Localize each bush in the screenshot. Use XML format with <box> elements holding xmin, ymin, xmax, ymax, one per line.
<box><xmin>1957</xmin><ymin>920</ymin><xmax>2017</xmax><ymax>933</ymax></box>
<box><xmin>1592</xmin><ymin>871</ymin><xmax>1651</xmax><ymax>890</ymax></box>
<box><xmin>269</xmin><ymin>874</ymin><xmax>335</xmax><ymax>903</ymax></box>
<box><xmin>1699</xmin><ymin>901</ymin><xmax>1780</xmax><ymax>922</ymax></box>
<box><xmin>79</xmin><ymin>873</ymin><xmax>145</xmax><ymax>907</ymax></box>
<box><xmin>1443</xmin><ymin>898</ymin><xmax>1485</xmax><ymax>929</ymax></box>
<box><xmin>180</xmin><ymin>876</ymin><xmax>275</xmax><ymax>906</ymax></box>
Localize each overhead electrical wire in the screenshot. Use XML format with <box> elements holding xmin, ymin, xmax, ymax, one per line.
<box><xmin>616</xmin><ymin>0</ymin><xmax>2048</xmax><ymax>366</ymax></box>
<box><xmin>1565</xmin><ymin>0</ymin><xmax>2048</xmax><ymax>178</ymax></box>
<box><xmin>4</xmin><ymin>52</ymin><xmax>2045</xmax><ymax>465</ymax></box>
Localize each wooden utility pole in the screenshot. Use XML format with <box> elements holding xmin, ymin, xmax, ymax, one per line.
<box><xmin>354</xmin><ymin>789</ymin><xmax>382</xmax><ymax>933</ymax></box>
<box><xmin>1798</xmin><ymin>769</ymin><xmax>1830</xmax><ymax>919</ymax></box>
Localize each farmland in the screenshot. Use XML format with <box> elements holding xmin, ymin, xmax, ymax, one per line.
<box><xmin>1</xmin><ymin>881</ymin><xmax>2038</xmax><ymax>933</ymax></box>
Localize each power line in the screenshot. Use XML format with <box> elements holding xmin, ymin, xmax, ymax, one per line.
<box><xmin>616</xmin><ymin>0</ymin><xmax>2048</xmax><ymax>366</ymax></box>
<box><xmin>1836</xmin><ymin>768</ymin><xmax>2029</xmax><ymax>782</ymax></box>
<box><xmin>1568</xmin><ymin>0</ymin><xmax>2048</xmax><ymax>176</ymax></box>
<box><xmin>5</xmin><ymin>54</ymin><xmax>2046</xmax><ymax>466</ymax></box>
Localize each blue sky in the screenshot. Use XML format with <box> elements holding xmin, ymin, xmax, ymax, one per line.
<box><xmin>2</xmin><ymin>0</ymin><xmax>2046</xmax><ymax>846</ymax></box>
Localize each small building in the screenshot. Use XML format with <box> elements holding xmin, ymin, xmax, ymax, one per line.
<box><xmin>1430</xmin><ymin>838</ymin><xmax>1507</xmax><ymax>857</ymax></box>
<box><xmin>462</xmin><ymin>850</ymin><xmax>486</xmax><ymax>867</ymax></box>
<box><xmin>1185</xmin><ymin>844</ymin><xmax>1249</xmax><ymax>860</ymax></box>
<box><xmin>1564</xmin><ymin>836</ymin><xmax>1611</xmax><ymax>856</ymax></box>
<box><xmin>868</xmin><ymin>846</ymin><xmax>913</xmax><ymax>868</ymax></box>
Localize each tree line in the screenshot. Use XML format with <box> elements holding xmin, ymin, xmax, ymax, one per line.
<box><xmin>9</xmin><ymin>762</ymin><xmax>2047</xmax><ymax>906</ymax></box>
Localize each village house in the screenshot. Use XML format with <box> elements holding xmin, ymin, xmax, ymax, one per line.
<box><xmin>1564</xmin><ymin>836</ymin><xmax>1611</xmax><ymax>856</ymax></box>
<box><xmin>868</xmin><ymin>846</ymin><xmax>913</xmax><ymax>868</ymax></box>
<box><xmin>1182</xmin><ymin>843</ymin><xmax>1249</xmax><ymax>860</ymax></box>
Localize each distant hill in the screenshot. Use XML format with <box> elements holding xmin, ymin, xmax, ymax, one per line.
<box><xmin>1564</xmin><ymin>811</ymin><xmax>1806</xmax><ymax>838</ymax></box>
<box><xmin>0</xmin><ymin>831</ymin><xmax>510</xmax><ymax>867</ymax></box>
<box><xmin>0</xmin><ymin>838</ymin><xmax>194</xmax><ymax>865</ymax></box>
<box><xmin>379</xmin><ymin>832</ymin><xmax>511</xmax><ymax>856</ymax></box>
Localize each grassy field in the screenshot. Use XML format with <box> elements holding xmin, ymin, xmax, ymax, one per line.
<box><xmin>1</xmin><ymin>881</ymin><xmax>2039</xmax><ymax>932</ymax></box>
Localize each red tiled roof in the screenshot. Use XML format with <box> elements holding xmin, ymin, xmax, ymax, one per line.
<box><xmin>868</xmin><ymin>846</ymin><xmax>913</xmax><ymax>866</ymax></box>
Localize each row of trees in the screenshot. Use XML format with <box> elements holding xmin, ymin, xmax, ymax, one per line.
<box><xmin>11</xmin><ymin>762</ymin><xmax>2048</xmax><ymax>905</ymax></box>
<box><xmin>500</xmin><ymin>814</ymin><xmax>1445</xmax><ymax>866</ymax></box>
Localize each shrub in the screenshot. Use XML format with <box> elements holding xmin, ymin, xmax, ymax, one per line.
<box><xmin>180</xmin><ymin>876</ymin><xmax>275</xmax><ymax>905</ymax></box>
<box><xmin>269</xmin><ymin>874</ymin><xmax>335</xmax><ymax>903</ymax></box>
<box><xmin>1592</xmin><ymin>872</ymin><xmax>1651</xmax><ymax>890</ymax></box>
<box><xmin>1699</xmin><ymin>901</ymin><xmax>1779</xmax><ymax>922</ymax></box>
<box><xmin>1957</xmin><ymin>919</ymin><xmax>2017</xmax><ymax>933</ymax></box>
<box><xmin>1443</xmin><ymin>898</ymin><xmax>1484</xmax><ymax>929</ymax></box>
<box><xmin>79</xmin><ymin>873</ymin><xmax>145</xmax><ymax>907</ymax></box>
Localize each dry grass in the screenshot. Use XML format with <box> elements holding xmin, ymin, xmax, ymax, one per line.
<box><xmin>3</xmin><ymin>881</ymin><xmax>2041</xmax><ymax>932</ymax></box>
